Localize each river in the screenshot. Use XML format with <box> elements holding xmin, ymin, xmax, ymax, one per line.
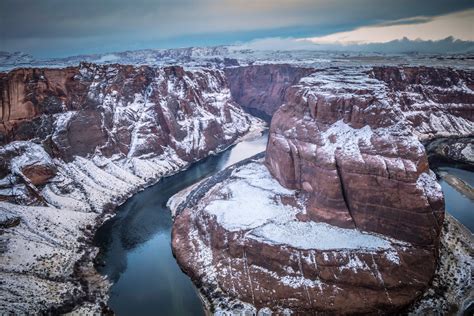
<box><xmin>93</xmin><ymin>132</ymin><xmax>269</xmax><ymax>315</ymax></box>
<box><xmin>436</xmin><ymin>166</ymin><xmax>474</xmax><ymax>232</ymax></box>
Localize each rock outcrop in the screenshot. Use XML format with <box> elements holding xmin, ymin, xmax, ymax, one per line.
<box><xmin>171</xmin><ymin>157</ymin><xmax>438</xmax><ymax>314</ymax></box>
<box><xmin>170</xmin><ymin>156</ymin><xmax>473</xmax><ymax>315</ymax></box>
<box><xmin>170</xmin><ymin>65</ymin><xmax>473</xmax><ymax>314</ymax></box>
<box><xmin>266</xmin><ymin>66</ymin><xmax>473</xmax><ymax>246</ymax></box>
<box><xmin>0</xmin><ymin>63</ymin><xmax>260</xmax><ymax>204</ymax></box>
<box><xmin>225</xmin><ymin>65</ymin><xmax>314</xmax><ymax>120</ymax></box>
<box><xmin>0</xmin><ymin>142</ymin><xmax>57</xmax><ymax>204</ymax></box>
<box><xmin>1</xmin><ymin>64</ymin><xmax>254</xmax><ymax>160</ymax></box>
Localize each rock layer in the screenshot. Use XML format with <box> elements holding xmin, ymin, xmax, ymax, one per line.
<box><xmin>0</xmin><ymin>63</ymin><xmax>262</xmax><ymax>313</ymax></box>
<box><xmin>1</xmin><ymin>64</ymin><xmax>254</xmax><ymax>160</ymax></box>
<box><xmin>0</xmin><ymin>63</ymin><xmax>258</xmax><ymax>204</ymax></box>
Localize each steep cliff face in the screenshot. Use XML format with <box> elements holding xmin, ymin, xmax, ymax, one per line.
<box><xmin>370</xmin><ymin>66</ymin><xmax>474</xmax><ymax>138</ymax></box>
<box><xmin>1</xmin><ymin>64</ymin><xmax>253</xmax><ymax>161</ymax></box>
<box><xmin>0</xmin><ymin>63</ymin><xmax>260</xmax><ymax>204</ymax></box>
<box><xmin>266</xmin><ymin>66</ymin><xmax>473</xmax><ymax>246</ymax></box>
<box><xmin>225</xmin><ymin>65</ymin><xmax>314</xmax><ymax>120</ymax></box>
<box><xmin>0</xmin><ymin>67</ymin><xmax>82</xmax><ymax>144</ymax></box>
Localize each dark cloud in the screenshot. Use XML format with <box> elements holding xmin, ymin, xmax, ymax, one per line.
<box><xmin>0</xmin><ymin>0</ymin><xmax>473</xmax><ymax>57</ymax></box>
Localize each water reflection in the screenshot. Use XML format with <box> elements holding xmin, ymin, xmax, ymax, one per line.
<box><xmin>436</xmin><ymin>166</ymin><xmax>474</xmax><ymax>232</ymax></box>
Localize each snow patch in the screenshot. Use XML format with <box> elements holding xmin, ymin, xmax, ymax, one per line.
<box><xmin>202</xmin><ymin>161</ymin><xmax>402</xmax><ymax>251</ymax></box>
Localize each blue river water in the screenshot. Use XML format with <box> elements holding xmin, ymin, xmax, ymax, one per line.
<box><xmin>93</xmin><ymin>132</ymin><xmax>269</xmax><ymax>315</ymax></box>
<box><xmin>436</xmin><ymin>166</ymin><xmax>474</xmax><ymax>232</ymax></box>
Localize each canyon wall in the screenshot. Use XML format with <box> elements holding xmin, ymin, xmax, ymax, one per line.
<box><xmin>170</xmin><ymin>65</ymin><xmax>473</xmax><ymax>314</ymax></box>
<box><xmin>1</xmin><ymin>64</ymin><xmax>253</xmax><ymax>160</ymax></box>
<box><xmin>225</xmin><ymin>64</ymin><xmax>314</xmax><ymax>120</ymax></box>
<box><xmin>1</xmin><ymin>61</ymin><xmax>473</xmax><ymax>314</ymax></box>
<box><xmin>0</xmin><ymin>63</ymin><xmax>262</xmax><ymax>314</ymax></box>
<box><xmin>0</xmin><ymin>63</ymin><xmax>259</xmax><ymax>204</ymax></box>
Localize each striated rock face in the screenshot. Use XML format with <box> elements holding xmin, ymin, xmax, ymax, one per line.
<box><xmin>225</xmin><ymin>65</ymin><xmax>314</xmax><ymax>120</ymax></box>
<box><xmin>0</xmin><ymin>67</ymin><xmax>83</xmax><ymax>144</ymax></box>
<box><xmin>266</xmin><ymin>66</ymin><xmax>473</xmax><ymax>246</ymax></box>
<box><xmin>370</xmin><ymin>66</ymin><xmax>474</xmax><ymax>139</ymax></box>
<box><xmin>1</xmin><ymin>64</ymin><xmax>253</xmax><ymax>161</ymax></box>
<box><xmin>0</xmin><ymin>63</ymin><xmax>263</xmax><ymax>314</ymax></box>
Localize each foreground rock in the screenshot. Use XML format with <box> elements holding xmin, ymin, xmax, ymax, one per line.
<box><xmin>0</xmin><ymin>63</ymin><xmax>263</xmax><ymax>313</ymax></box>
<box><xmin>170</xmin><ymin>156</ymin><xmax>472</xmax><ymax>314</ymax></box>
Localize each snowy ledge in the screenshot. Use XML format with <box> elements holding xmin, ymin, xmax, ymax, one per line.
<box><xmin>197</xmin><ymin>160</ymin><xmax>408</xmax><ymax>251</ymax></box>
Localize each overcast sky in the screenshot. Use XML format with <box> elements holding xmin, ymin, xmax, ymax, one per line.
<box><xmin>0</xmin><ymin>0</ymin><xmax>473</xmax><ymax>57</ymax></box>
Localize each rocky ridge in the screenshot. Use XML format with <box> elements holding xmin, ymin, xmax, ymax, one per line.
<box><xmin>266</xmin><ymin>66</ymin><xmax>473</xmax><ymax>245</ymax></box>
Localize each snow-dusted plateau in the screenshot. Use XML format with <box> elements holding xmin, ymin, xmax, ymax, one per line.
<box><xmin>0</xmin><ymin>47</ymin><xmax>473</xmax><ymax>315</ymax></box>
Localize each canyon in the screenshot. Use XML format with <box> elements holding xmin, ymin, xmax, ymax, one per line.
<box><xmin>0</xmin><ymin>54</ymin><xmax>473</xmax><ymax>315</ymax></box>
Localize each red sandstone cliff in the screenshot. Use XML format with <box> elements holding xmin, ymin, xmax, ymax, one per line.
<box><xmin>225</xmin><ymin>65</ymin><xmax>314</xmax><ymax>120</ymax></box>
<box><xmin>0</xmin><ymin>63</ymin><xmax>257</xmax><ymax>203</ymax></box>
<box><xmin>266</xmin><ymin>66</ymin><xmax>473</xmax><ymax>246</ymax></box>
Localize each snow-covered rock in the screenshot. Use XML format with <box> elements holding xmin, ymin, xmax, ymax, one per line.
<box><xmin>266</xmin><ymin>65</ymin><xmax>473</xmax><ymax>246</ymax></box>
<box><xmin>170</xmin><ymin>157</ymin><xmax>444</xmax><ymax>314</ymax></box>
<box><xmin>170</xmin><ymin>64</ymin><xmax>473</xmax><ymax>314</ymax></box>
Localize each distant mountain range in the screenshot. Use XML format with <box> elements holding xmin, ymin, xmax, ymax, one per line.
<box><xmin>1</xmin><ymin>40</ymin><xmax>473</xmax><ymax>72</ymax></box>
